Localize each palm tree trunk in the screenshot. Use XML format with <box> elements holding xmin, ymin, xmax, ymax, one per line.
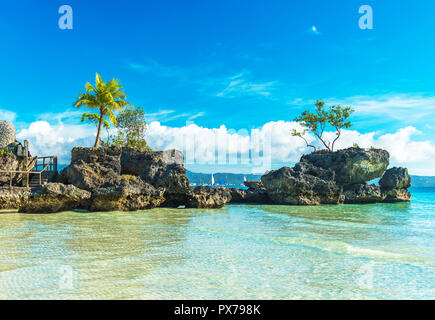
<box><xmin>94</xmin><ymin>113</ymin><xmax>103</xmax><ymax>148</ymax></box>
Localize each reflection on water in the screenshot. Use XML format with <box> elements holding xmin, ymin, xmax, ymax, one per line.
<box><xmin>0</xmin><ymin>189</ymin><xmax>434</xmax><ymax>299</ymax></box>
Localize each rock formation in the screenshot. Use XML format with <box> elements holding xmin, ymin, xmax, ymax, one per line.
<box><xmin>0</xmin><ymin>187</ymin><xmax>30</xmax><ymax>209</ymax></box>
<box><xmin>0</xmin><ymin>144</ymin><xmax>412</xmax><ymax>213</ymax></box>
<box><xmin>379</xmin><ymin>167</ymin><xmax>411</xmax><ymax>202</ymax></box>
<box><xmin>229</xmin><ymin>180</ymin><xmax>272</xmax><ymax>204</ymax></box>
<box><xmin>19</xmin><ymin>183</ymin><xmax>91</xmax><ymax>213</ymax></box>
<box><xmin>56</xmin><ymin>146</ymin><xmax>230</xmax><ymax>212</ymax></box>
<box><xmin>261</xmin><ymin>147</ymin><xmax>411</xmax><ymax>205</ymax></box>
<box><xmin>188</xmin><ymin>186</ymin><xmax>232</xmax><ymax>208</ymax></box>
<box><xmin>90</xmin><ymin>177</ymin><xmax>165</xmax><ymax>212</ymax></box>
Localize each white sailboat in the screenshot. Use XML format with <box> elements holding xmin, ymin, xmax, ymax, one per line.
<box><xmin>211</xmin><ymin>174</ymin><xmax>215</xmax><ymax>186</ymax></box>
<box><xmin>244</xmin><ymin>176</ymin><xmax>247</xmax><ymax>182</ymax></box>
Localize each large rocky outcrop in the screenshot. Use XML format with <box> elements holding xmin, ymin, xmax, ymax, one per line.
<box><xmin>300</xmin><ymin>147</ymin><xmax>389</xmax><ymax>185</ymax></box>
<box><xmin>229</xmin><ymin>180</ymin><xmax>272</xmax><ymax>204</ymax></box>
<box><xmin>19</xmin><ymin>183</ymin><xmax>91</xmax><ymax>213</ymax></box>
<box><xmin>60</xmin><ymin>146</ymin><xmax>122</xmax><ymax>191</ymax></box>
<box><xmin>138</xmin><ymin>155</ymin><xmax>192</xmax><ymax>207</ymax></box>
<box><xmin>261</xmin><ymin>147</ymin><xmax>410</xmax><ymax>205</ymax></box>
<box><xmin>0</xmin><ymin>187</ymin><xmax>30</xmax><ymax>209</ymax></box>
<box><xmin>188</xmin><ymin>186</ymin><xmax>232</xmax><ymax>209</ymax></box>
<box><xmin>380</xmin><ymin>167</ymin><xmax>411</xmax><ymax>190</ymax></box>
<box><xmin>380</xmin><ymin>167</ymin><xmax>411</xmax><ymax>202</ymax></box>
<box><xmin>58</xmin><ymin>146</ymin><xmax>231</xmax><ymax>211</ymax></box>
<box><xmin>0</xmin><ymin>140</ymin><xmax>31</xmax><ymax>186</ymax></box>
<box><xmin>342</xmin><ymin>184</ymin><xmax>384</xmax><ymax>204</ymax></box>
<box><xmin>3</xmin><ymin>145</ymin><xmax>412</xmax><ymax>213</ymax></box>
<box><xmin>90</xmin><ymin>177</ymin><xmax>165</xmax><ymax>211</ymax></box>
<box><xmin>262</xmin><ymin>166</ymin><xmax>343</xmax><ymax>205</ymax></box>
<box><xmin>121</xmin><ymin>148</ymin><xmax>183</xmax><ymax>175</ymax></box>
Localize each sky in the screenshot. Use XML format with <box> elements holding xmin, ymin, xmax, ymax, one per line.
<box><xmin>0</xmin><ymin>0</ymin><xmax>435</xmax><ymax>175</ymax></box>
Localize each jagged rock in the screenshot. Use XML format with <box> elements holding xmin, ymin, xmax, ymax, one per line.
<box><xmin>259</xmin><ymin>147</ymin><xmax>408</xmax><ymax>205</ymax></box>
<box><xmin>300</xmin><ymin>147</ymin><xmax>389</xmax><ymax>185</ymax></box>
<box><xmin>380</xmin><ymin>167</ymin><xmax>411</xmax><ymax>190</ymax></box>
<box><xmin>0</xmin><ymin>187</ymin><xmax>30</xmax><ymax>209</ymax></box>
<box><xmin>377</xmin><ymin>167</ymin><xmax>412</xmax><ymax>202</ymax></box>
<box><xmin>19</xmin><ymin>183</ymin><xmax>91</xmax><ymax>213</ymax></box>
<box><xmin>60</xmin><ymin>146</ymin><xmax>192</xmax><ymax>209</ymax></box>
<box><xmin>71</xmin><ymin>146</ymin><xmax>121</xmax><ymax>173</ymax></box>
<box><xmin>229</xmin><ymin>188</ymin><xmax>245</xmax><ymax>203</ymax></box>
<box><xmin>229</xmin><ymin>187</ymin><xmax>272</xmax><ymax>204</ymax></box>
<box><xmin>261</xmin><ymin>166</ymin><xmax>343</xmax><ymax>205</ymax></box>
<box><xmin>121</xmin><ymin>148</ymin><xmax>183</xmax><ymax>175</ymax></box>
<box><xmin>382</xmin><ymin>188</ymin><xmax>411</xmax><ymax>203</ymax></box>
<box><xmin>343</xmin><ymin>184</ymin><xmax>384</xmax><ymax>204</ymax></box>
<box><xmin>244</xmin><ymin>180</ymin><xmax>265</xmax><ymax>190</ymax></box>
<box><xmin>0</xmin><ymin>153</ymin><xmax>21</xmax><ymax>185</ymax></box>
<box><xmin>140</xmin><ymin>161</ymin><xmax>192</xmax><ymax>207</ymax></box>
<box><xmin>187</xmin><ymin>186</ymin><xmax>232</xmax><ymax>208</ymax></box>
<box><xmin>60</xmin><ymin>146</ymin><xmax>122</xmax><ymax>191</ymax></box>
<box><xmin>90</xmin><ymin>176</ymin><xmax>165</xmax><ymax>211</ymax></box>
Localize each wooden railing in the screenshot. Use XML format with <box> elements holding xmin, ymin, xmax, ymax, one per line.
<box><xmin>0</xmin><ymin>156</ymin><xmax>58</xmax><ymax>188</ymax></box>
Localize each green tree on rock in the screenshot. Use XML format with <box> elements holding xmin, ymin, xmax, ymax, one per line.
<box><xmin>108</xmin><ymin>107</ymin><xmax>151</xmax><ymax>151</ymax></box>
<box><xmin>74</xmin><ymin>73</ymin><xmax>132</xmax><ymax>147</ymax></box>
<box><xmin>292</xmin><ymin>100</ymin><xmax>354</xmax><ymax>152</ymax></box>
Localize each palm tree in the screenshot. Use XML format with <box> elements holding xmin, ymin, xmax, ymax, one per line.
<box><xmin>74</xmin><ymin>73</ymin><xmax>132</xmax><ymax>147</ymax></box>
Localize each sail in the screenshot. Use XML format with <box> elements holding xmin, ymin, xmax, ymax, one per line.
<box><xmin>211</xmin><ymin>174</ymin><xmax>215</xmax><ymax>185</ymax></box>
<box><xmin>244</xmin><ymin>176</ymin><xmax>247</xmax><ymax>182</ymax></box>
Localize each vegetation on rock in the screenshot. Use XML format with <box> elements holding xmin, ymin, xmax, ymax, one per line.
<box><xmin>103</xmin><ymin>107</ymin><xmax>151</xmax><ymax>151</ymax></box>
<box><xmin>292</xmin><ymin>100</ymin><xmax>353</xmax><ymax>152</ymax></box>
<box><xmin>73</xmin><ymin>73</ymin><xmax>132</xmax><ymax>148</ymax></box>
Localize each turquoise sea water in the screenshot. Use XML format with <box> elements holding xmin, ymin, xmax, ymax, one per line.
<box><xmin>0</xmin><ymin>187</ymin><xmax>434</xmax><ymax>299</ymax></box>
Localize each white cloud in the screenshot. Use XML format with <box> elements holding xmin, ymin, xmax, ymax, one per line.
<box><xmin>145</xmin><ymin>121</ymin><xmax>435</xmax><ymax>175</ymax></box>
<box><xmin>16</xmin><ymin>121</ymin><xmax>96</xmax><ymax>164</ymax></box>
<box><xmin>13</xmin><ymin>119</ymin><xmax>435</xmax><ymax>175</ymax></box>
<box><xmin>332</xmin><ymin>94</ymin><xmax>435</xmax><ymax>123</ymax></box>
<box><xmin>146</xmin><ymin>109</ymin><xmax>206</xmax><ymax>122</ymax></box>
<box><xmin>0</xmin><ymin>109</ymin><xmax>17</xmax><ymax>122</ymax></box>
<box><xmin>216</xmin><ymin>73</ymin><xmax>275</xmax><ymax>98</ymax></box>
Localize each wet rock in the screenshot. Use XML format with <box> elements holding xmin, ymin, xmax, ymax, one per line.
<box><xmin>121</xmin><ymin>148</ymin><xmax>183</xmax><ymax>176</ymax></box>
<box><xmin>261</xmin><ymin>166</ymin><xmax>343</xmax><ymax>205</ymax></box>
<box><xmin>379</xmin><ymin>167</ymin><xmax>411</xmax><ymax>190</ymax></box>
<box><xmin>382</xmin><ymin>188</ymin><xmax>411</xmax><ymax>203</ymax></box>
<box><xmin>60</xmin><ymin>146</ymin><xmax>122</xmax><ymax>191</ymax></box>
<box><xmin>244</xmin><ymin>180</ymin><xmax>265</xmax><ymax>190</ymax></box>
<box><xmin>19</xmin><ymin>183</ymin><xmax>91</xmax><ymax>213</ymax></box>
<box><xmin>0</xmin><ymin>187</ymin><xmax>30</xmax><ymax>209</ymax></box>
<box><xmin>229</xmin><ymin>187</ymin><xmax>272</xmax><ymax>204</ymax></box>
<box><xmin>187</xmin><ymin>186</ymin><xmax>232</xmax><ymax>209</ymax></box>
<box><xmin>343</xmin><ymin>184</ymin><xmax>384</xmax><ymax>204</ymax></box>
<box><xmin>140</xmin><ymin>161</ymin><xmax>192</xmax><ymax>207</ymax></box>
<box><xmin>90</xmin><ymin>176</ymin><xmax>165</xmax><ymax>211</ymax></box>
<box><xmin>300</xmin><ymin>147</ymin><xmax>389</xmax><ymax>185</ymax></box>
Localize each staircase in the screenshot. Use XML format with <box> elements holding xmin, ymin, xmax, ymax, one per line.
<box><xmin>29</xmin><ymin>174</ymin><xmax>48</xmax><ymax>187</ymax></box>
<box><xmin>1</xmin><ymin>156</ymin><xmax>57</xmax><ymax>188</ymax></box>
<box><xmin>16</xmin><ymin>156</ymin><xmax>38</xmax><ymax>186</ymax></box>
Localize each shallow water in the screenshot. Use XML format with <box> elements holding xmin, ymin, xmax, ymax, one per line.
<box><xmin>0</xmin><ymin>187</ymin><xmax>434</xmax><ymax>299</ymax></box>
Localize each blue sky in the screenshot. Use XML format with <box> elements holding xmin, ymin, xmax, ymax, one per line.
<box><xmin>1</xmin><ymin>1</ymin><xmax>435</xmax><ymax>174</ymax></box>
